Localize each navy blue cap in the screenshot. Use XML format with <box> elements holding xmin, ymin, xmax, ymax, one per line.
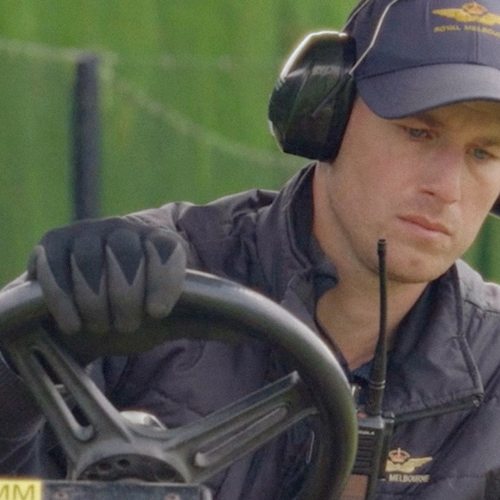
<box><xmin>348</xmin><ymin>0</ymin><xmax>500</xmax><ymax>118</ymax></box>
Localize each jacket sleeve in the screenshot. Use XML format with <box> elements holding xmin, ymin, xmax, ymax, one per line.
<box><xmin>0</xmin><ymin>194</ymin><xmax>266</xmax><ymax>480</ymax></box>
<box><xmin>0</xmin><ymin>273</ymin><xmax>46</xmax><ymax>474</ymax></box>
<box><xmin>0</xmin><ymin>204</ymin><xmax>195</xmax><ymax>478</ymax></box>
<box><xmin>0</xmin><ymin>353</ymin><xmax>46</xmax><ymax>475</ymax></box>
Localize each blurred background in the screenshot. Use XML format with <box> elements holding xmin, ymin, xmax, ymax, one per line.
<box><xmin>0</xmin><ymin>0</ymin><xmax>499</xmax><ymax>285</ymax></box>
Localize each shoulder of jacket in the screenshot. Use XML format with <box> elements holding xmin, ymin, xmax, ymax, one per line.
<box><xmin>125</xmin><ymin>189</ymin><xmax>279</xmax><ymax>237</ymax></box>
<box><xmin>456</xmin><ymin>259</ymin><xmax>500</xmax><ymax>316</ymax></box>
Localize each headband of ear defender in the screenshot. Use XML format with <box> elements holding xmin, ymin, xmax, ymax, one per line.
<box><xmin>268</xmin><ymin>31</ymin><xmax>357</xmax><ymax>162</ymax></box>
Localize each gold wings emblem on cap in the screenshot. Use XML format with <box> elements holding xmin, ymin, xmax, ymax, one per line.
<box><xmin>386</xmin><ymin>456</ymin><xmax>433</xmax><ymax>473</ymax></box>
<box><xmin>433</xmin><ymin>3</ymin><xmax>500</xmax><ymax>26</ymax></box>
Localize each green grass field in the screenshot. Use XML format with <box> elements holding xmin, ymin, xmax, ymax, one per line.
<box><xmin>0</xmin><ymin>0</ymin><xmax>499</xmax><ymax>284</ymax></box>
<box><xmin>0</xmin><ymin>1</ymin><xmax>360</xmax><ymax>283</ymax></box>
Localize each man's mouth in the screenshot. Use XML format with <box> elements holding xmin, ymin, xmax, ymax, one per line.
<box><xmin>398</xmin><ymin>215</ymin><xmax>452</xmax><ymax>236</ymax></box>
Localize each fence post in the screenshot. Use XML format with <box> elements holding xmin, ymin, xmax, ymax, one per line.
<box><xmin>72</xmin><ymin>55</ymin><xmax>101</xmax><ymax>220</ymax></box>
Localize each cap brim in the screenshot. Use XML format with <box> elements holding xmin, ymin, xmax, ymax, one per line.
<box><xmin>356</xmin><ymin>64</ymin><xmax>500</xmax><ymax>119</ymax></box>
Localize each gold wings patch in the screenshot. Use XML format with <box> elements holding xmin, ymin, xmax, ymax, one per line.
<box><xmin>433</xmin><ymin>4</ymin><xmax>500</xmax><ymax>26</ymax></box>
<box><xmin>386</xmin><ymin>456</ymin><xmax>433</xmax><ymax>474</ymax></box>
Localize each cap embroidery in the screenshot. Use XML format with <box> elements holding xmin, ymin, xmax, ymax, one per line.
<box><xmin>433</xmin><ymin>3</ymin><xmax>500</xmax><ymax>27</ymax></box>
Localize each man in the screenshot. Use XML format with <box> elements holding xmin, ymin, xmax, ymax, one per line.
<box><xmin>2</xmin><ymin>0</ymin><xmax>500</xmax><ymax>498</ymax></box>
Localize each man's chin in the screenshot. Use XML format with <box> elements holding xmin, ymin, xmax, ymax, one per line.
<box><xmin>386</xmin><ymin>251</ymin><xmax>455</xmax><ymax>285</ymax></box>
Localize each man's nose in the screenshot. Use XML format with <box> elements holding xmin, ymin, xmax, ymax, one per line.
<box><xmin>420</xmin><ymin>147</ymin><xmax>462</xmax><ymax>205</ymax></box>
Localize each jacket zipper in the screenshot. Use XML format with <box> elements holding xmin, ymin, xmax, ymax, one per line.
<box><xmin>393</xmin><ymin>393</ymin><xmax>483</xmax><ymax>424</ymax></box>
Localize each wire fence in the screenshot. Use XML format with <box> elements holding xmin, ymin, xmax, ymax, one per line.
<box><xmin>0</xmin><ymin>35</ymin><xmax>299</xmax><ymax>171</ymax></box>
<box><xmin>0</xmin><ymin>34</ymin><xmax>305</xmax><ymax>284</ymax></box>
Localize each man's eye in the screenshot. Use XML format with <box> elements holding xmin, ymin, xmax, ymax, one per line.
<box><xmin>407</xmin><ymin>128</ymin><xmax>429</xmax><ymax>139</ymax></box>
<box><xmin>471</xmin><ymin>148</ymin><xmax>491</xmax><ymax>161</ymax></box>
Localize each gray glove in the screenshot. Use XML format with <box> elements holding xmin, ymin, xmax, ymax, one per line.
<box><xmin>27</xmin><ymin>216</ymin><xmax>186</xmax><ymax>358</ymax></box>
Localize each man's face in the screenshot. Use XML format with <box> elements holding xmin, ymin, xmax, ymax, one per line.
<box><xmin>314</xmin><ymin>98</ymin><xmax>500</xmax><ymax>284</ymax></box>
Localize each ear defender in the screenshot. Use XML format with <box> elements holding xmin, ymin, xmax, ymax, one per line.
<box><xmin>268</xmin><ymin>31</ymin><xmax>357</xmax><ymax>162</ymax></box>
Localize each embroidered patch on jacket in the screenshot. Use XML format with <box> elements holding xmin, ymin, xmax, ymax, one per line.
<box><xmin>385</xmin><ymin>448</ymin><xmax>433</xmax><ymax>484</ymax></box>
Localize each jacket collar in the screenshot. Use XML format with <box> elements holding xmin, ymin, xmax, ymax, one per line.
<box><xmin>255</xmin><ymin>164</ymin><xmax>319</xmax><ymax>306</ymax></box>
<box><xmin>384</xmin><ymin>264</ymin><xmax>483</xmax><ymax>417</ymax></box>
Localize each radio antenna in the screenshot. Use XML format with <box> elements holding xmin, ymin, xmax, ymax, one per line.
<box><xmin>365</xmin><ymin>239</ymin><xmax>388</xmax><ymax>416</ymax></box>
<box><xmin>353</xmin><ymin>240</ymin><xmax>394</xmax><ymax>499</ymax></box>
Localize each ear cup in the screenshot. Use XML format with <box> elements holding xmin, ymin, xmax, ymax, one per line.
<box><xmin>268</xmin><ymin>31</ymin><xmax>357</xmax><ymax>162</ymax></box>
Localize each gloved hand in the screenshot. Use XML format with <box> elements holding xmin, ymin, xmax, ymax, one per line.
<box><xmin>27</xmin><ymin>216</ymin><xmax>187</xmax><ymax>359</ymax></box>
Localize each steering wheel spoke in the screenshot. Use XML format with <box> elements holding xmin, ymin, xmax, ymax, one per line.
<box><xmin>162</xmin><ymin>371</ymin><xmax>317</xmax><ymax>484</ymax></box>
<box><xmin>4</xmin><ymin>328</ymin><xmax>135</xmax><ymax>476</ymax></box>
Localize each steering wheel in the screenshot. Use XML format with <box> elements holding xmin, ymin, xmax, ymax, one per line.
<box><xmin>0</xmin><ymin>270</ymin><xmax>358</xmax><ymax>500</ymax></box>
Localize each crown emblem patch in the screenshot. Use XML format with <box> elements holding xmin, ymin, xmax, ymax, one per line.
<box><xmin>385</xmin><ymin>448</ymin><xmax>433</xmax><ymax>484</ymax></box>
<box><xmin>386</xmin><ymin>448</ymin><xmax>432</xmax><ymax>473</ymax></box>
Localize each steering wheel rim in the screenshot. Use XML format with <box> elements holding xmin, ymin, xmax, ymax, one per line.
<box><xmin>0</xmin><ymin>270</ymin><xmax>358</xmax><ymax>499</ymax></box>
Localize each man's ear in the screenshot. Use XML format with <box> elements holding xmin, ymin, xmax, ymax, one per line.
<box><xmin>491</xmin><ymin>196</ymin><xmax>500</xmax><ymax>218</ymax></box>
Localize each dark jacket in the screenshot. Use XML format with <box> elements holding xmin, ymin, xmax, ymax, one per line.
<box><xmin>1</xmin><ymin>164</ymin><xmax>500</xmax><ymax>499</ymax></box>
